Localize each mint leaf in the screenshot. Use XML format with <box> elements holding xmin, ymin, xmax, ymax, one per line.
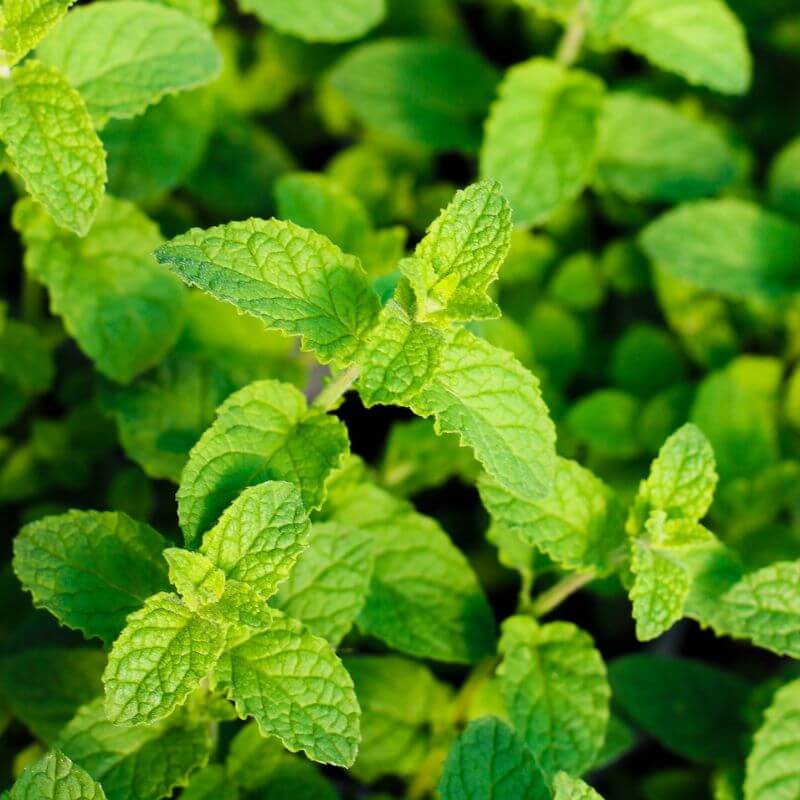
<box><xmin>104</xmin><ymin>592</ymin><xmax>226</xmax><ymax>725</ymax></box>
<box><xmin>225</xmin><ymin>721</ymin><xmax>285</xmax><ymax>791</ymax></box>
<box><xmin>9</xmin><ymin>750</ymin><xmax>106</xmax><ymax>800</ymax></box>
<box><xmin>438</xmin><ymin>716</ymin><xmax>550</xmax><ymax>800</ymax></box>
<box><xmin>0</xmin><ymin>60</ymin><xmax>105</xmax><ymax>236</ymax></box>
<box><xmin>0</xmin><ymin>320</ymin><xmax>54</xmax><ymax>428</ymax></box>
<box><xmin>0</xmin><ymin>0</ymin><xmax>75</xmax><ymax>66</ymax></box>
<box><xmin>609</xmin><ymin>0</ymin><xmax>751</xmax><ymax>95</ymax></box>
<box><xmin>498</xmin><ymin>616</ymin><xmax>610</xmax><ymax>778</ymax></box>
<box><xmin>57</xmin><ymin>698</ymin><xmax>212</xmax><ymax>800</ymax></box>
<box><xmin>272</xmin><ymin>520</ymin><xmax>373</xmax><ymax>645</ymax></box>
<box><xmin>37</xmin><ymin>0</ymin><xmax>221</xmax><ymax>119</ymax></box>
<box><xmin>155</xmin><ymin>218</ymin><xmax>380</xmax><ymax>367</ymax></box>
<box><xmin>181</xmin><ymin>766</ymin><xmax>235</xmax><ymax>800</ymax></box>
<box><xmin>211</xmin><ymin>609</ymin><xmax>360</xmax><ymax>767</ymax></box>
<box><xmin>768</xmin><ymin>137</ymin><xmax>800</xmax><ymax>220</ymax></box>
<box><xmin>744</xmin><ymin>678</ymin><xmax>800</xmax><ymax>800</ymax></box>
<box><xmin>163</xmin><ymin>548</ymin><xmax>226</xmax><ymax>609</ymax></box>
<box><xmin>566</xmin><ymin>389</ymin><xmax>641</xmax><ymax>459</ymax></box>
<box><xmin>177</xmin><ymin>380</ymin><xmax>347</xmax><ymax>547</ymax></box>
<box><xmin>236</xmin><ymin>0</ymin><xmax>385</xmax><ymax>43</ymax></box>
<box><xmin>328</xmin><ymin>39</ymin><xmax>498</xmax><ymax>152</ymax></box>
<box><xmin>199</xmin><ymin>481</ymin><xmax>309</xmax><ymax>598</ymax></box>
<box><xmin>401</xmin><ymin>179</ymin><xmax>512</xmax><ymax>323</ymax></box>
<box><xmin>481</xmin><ymin>58</ymin><xmax>605</xmax><ymax>226</ymax></box>
<box><xmin>14</xmin><ymin>196</ymin><xmax>185</xmax><ymax>383</ymax></box>
<box><xmin>553</xmin><ymin>773</ymin><xmax>605</xmax><ymax>800</ymax></box>
<box><xmin>13</xmin><ymin>510</ymin><xmax>170</xmax><ymax>643</ymax></box>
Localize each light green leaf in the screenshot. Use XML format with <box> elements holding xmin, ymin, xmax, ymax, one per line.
<box><xmin>401</xmin><ymin>179</ymin><xmax>512</xmax><ymax>323</ymax></box>
<box><xmin>0</xmin><ymin>0</ymin><xmax>75</xmax><ymax>66</ymax></box>
<box><xmin>9</xmin><ymin>750</ymin><xmax>106</xmax><ymax>800</ymax></box>
<box><xmin>155</xmin><ymin>218</ymin><xmax>380</xmax><ymax>367</ymax></box>
<box><xmin>515</xmin><ymin>0</ymin><xmax>627</xmax><ymax>35</ymax></box>
<box><xmin>343</xmin><ymin>655</ymin><xmax>452</xmax><ymax>782</ymax></box>
<box><xmin>328</xmin><ymin>39</ymin><xmax>498</xmax><ymax>153</ymax></box>
<box><xmin>357</xmin><ymin>301</ymin><xmax>443</xmax><ymax>407</ymax></box>
<box><xmin>237</xmin><ymin>0</ymin><xmax>385</xmax><ymax>43</ymax></box>
<box><xmin>13</xmin><ymin>510</ymin><xmax>170</xmax><ymax>643</ymax></box>
<box><xmin>609</xmin><ymin>0</ymin><xmax>752</xmax><ymax>95</ymax></box>
<box><xmin>272</xmin><ymin>521</ymin><xmax>373</xmax><ymax>646</ymax></box>
<box><xmin>641</xmin><ymin>200</ymin><xmax>800</xmax><ymax>300</ymax></box>
<box><xmin>479</xmin><ymin>457</ymin><xmax>626</xmax><ymax>573</ymax></box>
<box><xmin>481</xmin><ymin>58</ymin><xmax>605</xmax><ymax>227</ymax></box>
<box><xmin>324</xmin><ymin>474</ymin><xmax>496</xmax><ymax>663</ymax></box>
<box><xmin>553</xmin><ymin>773</ymin><xmax>605</xmax><ymax>800</ymax></box>
<box><xmin>104</xmin><ymin>592</ymin><xmax>226</xmax><ymax>725</ymax></box>
<box><xmin>212</xmin><ymin>579</ymin><xmax>274</xmax><ymax>635</ymax></box>
<box><xmin>200</xmin><ymin>481</ymin><xmax>309</xmax><ymax>599</ymax></box>
<box><xmin>163</xmin><ymin>548</ymin><xmax>226</xmax><ymax>609</ymax></box>
<box><xmin>212</xmin><ymin>609</ymin><xmax>360</xmax><ymax>767</ymax></box>
<box><xmin>0</xmin><ymin>60</ymin><xmax>105</xmax><ymax>236</ymax></box>
<box><xmin>438</xmin><ymin>716</ymin><xmax>550</xmax><ymax>800</ymax></box>
<box><xmin>595</xmin><ymin>93</ymin><xmax>736</xmax><ymax>202</ymax></box>
<box><xmin>57</xmin><ymin>698</ymin><xmax>212</xmax><ymax>800</ymax></box>
<box><xmin>744</xmin><ymin>678</ymin><xmax>800</xmax><ymax>800</ymax></box>
<box><xmin>178</xmin><ymin>380</ymin><xmax>347</xmax><ymax>547</ymax></box>
<box><xmin>37</xmin><ymin>0</ymin><xmax>221</xmax><ymax>119</ymax></box>
<box><xmin>498</xmin><ymin>616</ymin><xmax>610</xmax><ymax>778</ymax></box>
<box><xmin>409</xmin><ymin>327</ymin><xmax>556</xmax><ymax>502</ymax></box>
<box><xmin>14</xmin><ymin>195</ymin><xmax>185</xmax><ymax>383</ymax></box>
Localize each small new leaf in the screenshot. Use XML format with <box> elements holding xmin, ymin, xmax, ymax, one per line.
<box><xmin>163</xmin><ymin>548</ymin><xmax>226</xmax><ymax>609</ymax></box>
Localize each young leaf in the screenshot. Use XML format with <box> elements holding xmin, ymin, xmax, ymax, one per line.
<box><xmin>14</xmin><ymin>196</ymin><xmax>185</xmax><ymax>383</ymax></box>
<box><xmin>9</xmin><ymin>750</ymin><xmax>106</xmax><ymax>800</ymax></box>
<box><xmin>104</xmin><ymin>592</ymin><xmax>226</xmax><ymax>725</ymax></box>
<box><xmin>56</xmin><ymin>699</ymin><xmax>212</xmax><ymax>800</ymax></box>
<box><xmin>553</xmin><ymin>773</ymin><xmax>605</xmax><ymax>800</ymax></box>
<box><xmin>36</xmin><ymin>0</ymin><xmax>221</xmax><ymax>119</ymax></box>
<box><xmin>199</xmin><ymin>481</ymin><xmax>310</xmax><ymax>599</ymax></box>
<box><xmin>155</xmin><ymin>218</ymin><xmax>381</xmax><ymax>367</ymax></box>
<box><xmin>481</xmin><ymin>58</ymin><xmax>605</xmax><ymax>226</ymax></box>
<box><xmin>438</xmin><ymin>716</ymin><xmax>550</xmax><ymax>800</ymax></box>
<box><xmin>328</xmin><ymin>39</ymin><xmax>499</xmax><ymax>153</ymax></box>
<box><xmin>211</xmin><ymin>609</ymin><xmax>360</xmax><ymax>767</ymax></box>
<box><xmin>641</xmin><ymin>199</ymin><xmax>800</xmax><ymax>301</ymax></box>
<box><xmin>409</xmin><ymin>327</ymin><xmax>556</xmax><ymax>502</ymax></box>
<box><xmin>0</xmin><ymin>0</ymin><xmax>75</xmax><ymax>67</ymax></box>
<box><xmin>177</xmin><ymin>380</ymin><xmax>347</xmax><ymax>547</ymax></box>
<box><xmin>163</xmin><ymin>548</ymin><xmax>226</xmax><ymax>609</ymax></box>
<box><xmin>13</xmin><ymin>510</ymin><xmax>170</xmax><ymax>643</ymax></box>
<box><xmin>0</xmin><ymin>60</ymin><xmax>105</xmax><ymax>236</ymax></box>
<box><xmin>236</xmin><ymin>0</ymin><xmax>385</xmax><ymax>43</ymax></box>
<box><xmin>744</xmin><ymin>678</ymin><xmax>800</xmax><ymax>800</ymax></box>
<box><xmin>272</xmin><ymin>520</ymin><xmax>373</xmax><ymax>646</ymax></box>
<box><xmin>609</xmin><ymin>0</ymin><xmax>751</xmax><ymax>95</ymax></box>
<box><xmin>498</xmin><ymin>617</ymin><xmax>610</xmax><ymax>778</ymax></box>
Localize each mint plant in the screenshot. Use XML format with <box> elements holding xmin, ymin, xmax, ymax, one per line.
<box><xmin>2</xmin><ymin>0</ymin><xmax>800</xmax><ymax>799</ymax></box>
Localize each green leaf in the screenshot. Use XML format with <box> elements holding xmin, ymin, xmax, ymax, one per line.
<box><xmin>608</xmin><ymin>654</ymin><xmax>751</xmax><ymax>764</ymax></box>
<box><xmin>177</xmin><ymin>380</ymin><xmax>348</xmax><ymax>547</ymax></box>
<box><xmin>237</xmin><ymin>0</ymin><xmax>385</xmax><ymax>43</ymax></box>
<box><xmin>553</xmin><ymin>773</ymin><xmax>605</xmax><ymax>800</ymax></box>
<box><xmin>595</xmin><ymin>93</ymin><xmax>736</xmax><ymax>202</ymax></box>
<box><xmin>609</xmin><ymin>0</ymin><xmax>752</xmax><ymax>95</ymax></box>
<box><xmin>343</xmin><ymin>655</ymin><xmax>452</xmax><ymax>782</ymax></box>
<box><xmin>0</xmin><ymin>648</ymin><xmax>105</xmax><ymax>743</ymax></box>
<box><xmin>438</xmin><ymin>716</ymin><xmax>550</xmax><ymax>800</ymax></box>
<box><xmin>37</xmin><ymin>0</ymin><xmax>221</xmax><ymax>119</ymax></box>
<box><xmin>57</xmin><ymin>698</ymin><xmax>212</xmax><ymax>800</ymax></box>
<box><xmin>225</xmin><ymin>721</ymin><xmax>285</xmax><ymax>791</ymax></box>
<box><xmin>566</xmin><ymin>389</ymin><xmax>641</xmax><ymax>459</ymax></box>
<box><xmin>212</xmin><ymin>579</ymin><xmax>274</xmax><ymax>635</ymax></box>
<box><xmin>212</xmin><ymin>609</ymin><xmax>360</xmax><ymax>767</ymax></box>
<box><xmin>0</xmin><ymin>60</ymin><xmax>105</xmax><ymax>236</ymax></box>
<box><xmin>9</xmin><ymin>750</ymin><xmax>106</xmax><ymax>800</ymax></box>
<box><xmin>324</xmin><ymin>474</ymin><xmax>496</xmax><ymax>663</ymax></box>
<box><xmin>328</xmin><ymin>39</ymin><xmax>498</xmax><ymax>152</ymax></box>
<box><xmin>409</xmin><ymin>327</ymin><xmax>556</xmax><ymax>502</ymax></box>
<box><xmin>164</xmin><ymin>548</ymin><xmax>226</xmax><ymax>609</ymax></box>
<box><xmin>253</xmin><ymin>759</ymin><xmax>339</xmax><ymax>800</ymax></box>
<box><xmin>0</xmin><ymin>0</ymin><xmax>75</xmax><ymax>66</ymax></box>
<box><xmin>498</xmin><ymin>616</ymin><xmax>610</xmax><ymax>778</ymax></box>
<box><xmin>182</xmin><ymin>766</ymin><xmax>238</xmax><ymax>800</ymax></box>
<box><xmin>272</xmin><ymin>521</ymin><xmax>373</xmax><ymax>646</ymax></box>
<box><xmin>13</xmin><ymin>510</ymin><xmax>170</xmax><ymax>643</ymax></box>
<box><xmin>103</xmin><ymin>592</ymin><xmax>226</xmax><ymax>725</ymax></box>
<box><xmin>200</xmin><ymin>481</ymin><xmax>309</xmax><ymax>599</ymax></box>
<box><xmin>768</xmin><ymin>137</ymin><xmax>800</xmax><ymax>220</ymax></box>
<box><xmin>479</xmin><ymin>457</ymin><xmax>626</xmax><ymax>573</ymax></box>
<box><xmin>155</xmin><ymin>218</ymin><xmax>380</xmax><ymax>367</ymax></box>
<box><xmin>14</xmin><ymin>195</ymin><xmax>185</xmax><ymax>383</ymax></box>
<box><xmin>744</xmin><ymin>678</ymin><xmax>800</xmax><ymax>800</ymax></box>
<box><xmin>641</xmin><ymin>199</ymin><xmax>800</xmax><ymax>301</ymax></box>
<box><xmin>0</xmin><ymin>319</ymin><xmax>54</xmax><ymax>428</ymax></box>
<box><xmin>481</xmin><ymin>58</ymin><xmax>605</xmax><ymax>227</ymax></box>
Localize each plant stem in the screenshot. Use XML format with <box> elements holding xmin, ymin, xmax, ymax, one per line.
<box><xmin>312</xmin><ymin>363</ymin><xmax>361</xmax><ymax>410</ymax></box>
<box><xmin>516</xmin><ymin>568</ymin><xmax>535</xmax><ymax>613</ymax></box>
<box><xmin>556</xmin><ymin>0</ymin><xmax>590</xmax><ymax>66</ymax></box>
<box><xmin>531</xmin><ymin>569</ymin><xmax>596</xmax><ymax>617</ymax></box>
